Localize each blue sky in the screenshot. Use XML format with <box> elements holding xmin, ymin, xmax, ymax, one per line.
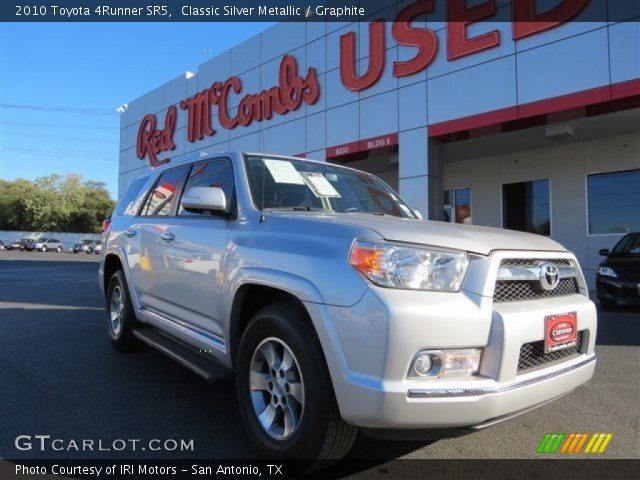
<box><xmin>0</xmin><ymin>22</ymin><xmax>275</xmax><ymax>198</ymax></box>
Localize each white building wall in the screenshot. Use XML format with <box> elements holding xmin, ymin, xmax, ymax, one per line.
<box><xmin>443</xmin><ymin>132</ymin><xmax>640</xmax><ymax>288</ymax></box>
<box><xmin>119</xmin><ymin>7</ymin><xmax>640</xmax><ymax>196</ymax></box>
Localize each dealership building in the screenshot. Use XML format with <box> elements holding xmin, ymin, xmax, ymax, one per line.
<box><xmin>119</xmin><ymin>1</ymin><xmax>640</xmax><ymax>288</ymax></box>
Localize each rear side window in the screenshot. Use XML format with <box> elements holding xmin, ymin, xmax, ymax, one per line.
<box><xmin>178</xmin><ymin>158</ymin><xmax>235</xmax><ymax>216</ymax></box>
<box><xmin>115</xmin><ymin>175</ymin><xmax>150</xmax><ymax>216</ymax></box>
<box><xmin>140</xmin><ymin>167</ymin><xmax>187</xmax><ymax>216</ymax></box>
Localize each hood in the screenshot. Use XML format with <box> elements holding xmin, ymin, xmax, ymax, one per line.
<box><xmin>601</xmin><ymin>255</ymin><xmax>640</xmax><ymax>273</ymax></box>
<box><xmin>265</xmin><ymin>211</ymin><xmax>566</xmax><ymax>255</ymax></box>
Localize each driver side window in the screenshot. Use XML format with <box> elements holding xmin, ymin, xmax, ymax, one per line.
<box><xmin>178</xmin><ymin>158</ymin><xmax>235</xmax><ymax>216</ymax></box>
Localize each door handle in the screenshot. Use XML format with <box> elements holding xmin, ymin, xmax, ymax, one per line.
<box><xmin>160</xmin><ymin>231</ymin><xmax>175</xmax><ymax>242</ymax></box>
<box><xmin>124</xmin><ymin>228</ymin><xmax>137</xmax><ymax>238</ymax></box>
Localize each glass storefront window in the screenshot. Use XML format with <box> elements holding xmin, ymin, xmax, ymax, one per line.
<box><xmin>588</xmin><ymin>169</ymin><xmax>640</xmax><ymax>235</ymax></box>
<box><xmin>502</xmin><ymin>179</ymin><xmax>550</xmax><ymax>236</ymax></box>
<box><xmin>444</xmin><ymin>187</ymin><xmax>472</xmax><ymax>224</ymax></box>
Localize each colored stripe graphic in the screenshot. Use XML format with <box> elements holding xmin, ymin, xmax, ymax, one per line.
<box><xmin>585</xmin><ymin>433</ymin><xmax>614</xmax><ymax>453</ymax></box>
<box><xmin>537</xmin><ymin>433</ymin><xmax>566</xmax><ymax>453</ymax></box>
<box><xmin>572</xmin><ymin>434</ymin><xmax>589</xmax><ymax>453</ymax></box>
<box><xmin>538</xmin><ymin>433</ymin><xmax>613</xmax><ymax>454</ymax></box>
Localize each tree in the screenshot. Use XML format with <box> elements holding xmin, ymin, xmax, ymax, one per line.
<box><xmin>0</xmin><ymin>174</ymin><xmax>115</xmax><ymax>233</ymax></box>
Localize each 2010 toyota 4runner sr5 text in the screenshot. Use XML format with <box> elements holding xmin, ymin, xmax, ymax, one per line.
<box><xmin>99</xmin><ymin>152</ymin><xmax>596</xmax><ymax>461</ymax></box>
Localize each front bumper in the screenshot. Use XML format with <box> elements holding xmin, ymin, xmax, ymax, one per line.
<box><xmin>305</xmin><ymin>281</ymin><xmax>597</xmax><ymax>429</ymax></box>
<box><xmin>597</xmin><ymin>276</ymin><xmax>640</xmax><ymax>301</ymax></box>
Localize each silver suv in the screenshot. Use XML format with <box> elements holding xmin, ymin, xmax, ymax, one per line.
<box><xmin>99</xmin><ymin>152</ymin><xmax>596</xmax><ymax>461</ymax></box>
<box><xmin>27</xmin><ymin>238</ymin><xmax>62</xmax><ymax>252</ymax></box>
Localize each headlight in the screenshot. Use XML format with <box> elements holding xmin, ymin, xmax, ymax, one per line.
<box><xmin>597</xmin><ymin>266</ymin><xmax>617</xmax><ymax>278</ymax></box>
<box><xmin>349</xmin><ymin>239</ymin><xmax>469</xmax><ymax>291</ymax></box>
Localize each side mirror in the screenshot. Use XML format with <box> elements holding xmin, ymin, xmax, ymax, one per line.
<box><xmin>598</xmin><ymin>248</ymin><xmax>610</xmax><ymax>257</ymax></box>
<box><xmin>181</xmin><ymin>186</ymin><xmax>226</xmax><ymax>213</ymax></box>
<box><xmin>413</xmin><ymin>209</ymin><xmax>423</xmax><ymax>220</ymax></box>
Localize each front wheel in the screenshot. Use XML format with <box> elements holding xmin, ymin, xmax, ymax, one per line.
<box><xmin>41</xmin><ymin>246</ymin><xmax>47</xmax><ymax>252</ymax></box>
<box><xmin>235</xmin><ymin>303</ymin><xmax>357</xmax><ymax>462</ymax></box>
<box><xmin>56</xmin><ymin>246</ymin><xmax>62</xmax><ymax>252</ymax></box>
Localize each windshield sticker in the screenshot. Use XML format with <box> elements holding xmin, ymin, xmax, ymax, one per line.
<box><xmin>301</xmin><ymin>172</ymin><xmax>342</xmax><ymax>198</ymax></box>
<box><xmin>264</xmin><ymin>159</ymin><xmax>305</xmax><ymax>185</ymax></box>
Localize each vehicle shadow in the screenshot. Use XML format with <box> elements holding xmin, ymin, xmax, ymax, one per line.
<box><xmin>0</xmin><ymin>302</ymin><xmax>435</xmax><ymax>470</ymax></box>
<box><xmin>595</xmin><ymin>304</ymin><xmax>640</xmax><ymax>347</ymax></box>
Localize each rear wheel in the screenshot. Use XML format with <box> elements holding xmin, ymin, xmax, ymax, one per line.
<box><xmin>106</xmin><ymin>271</ymin><xmax>140</xmax><ymax>352</ymax></box>
<box><xmin>235</xmin><ymin>303</ymin><xmax>357</xmax><ymax>462</ymax></box>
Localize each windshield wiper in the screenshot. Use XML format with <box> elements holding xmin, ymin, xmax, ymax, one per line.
<box><xmin>343</xmin><ymin>210</ymin><xmax>386</xmax><ymax>216</ymax></box>
<box><xmin>264</xmin><ymin>206</ymin><xmax>326</xmax><ymax>212</ymax></box>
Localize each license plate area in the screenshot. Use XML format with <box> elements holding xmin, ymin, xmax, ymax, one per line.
<box><xmin>544</xmin><ymin>312</ymin><xmax>578</xmax><ymax>353</ymax></box>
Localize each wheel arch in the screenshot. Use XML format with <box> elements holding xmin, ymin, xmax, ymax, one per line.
<box><xmin>228</xmin><ymin>283</ymin><xmax>315</xmax><ymax>368</ymax></box>
<box><xmin>103</xmin><ymin>253</ymin><xmax>124</xmax><ymax>293</ymax></box>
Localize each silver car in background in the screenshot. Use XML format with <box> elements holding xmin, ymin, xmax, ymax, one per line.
<box><xmin>73</xmin><ymin>239</ymin><xmax>99</xmax><ymax>253</ymax></box>
<box><xmin>99</xmin><ymin>152</ymin><xmax>596</xmax><ymax>462</ymax></box>
<box><xmin>27</xmin><ymin>238</ymin><xmax>62</xmax><ymax>252</ymax></box>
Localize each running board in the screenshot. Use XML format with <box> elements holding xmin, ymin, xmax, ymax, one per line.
<box><xmin>134</xmin><ymin>328</ymin><xmax>232</xmax><ymax>383</ymax></box>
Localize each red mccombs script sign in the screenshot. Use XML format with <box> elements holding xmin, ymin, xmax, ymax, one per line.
<box><xmin>137</xmin><ymin>55</ymin><xmax>318</xmax><ymax>165</ymax></box>
<box><xmin>137</xmin><ymin>0</ymin><xmax>590</xmax><ymax>166</ymax></box>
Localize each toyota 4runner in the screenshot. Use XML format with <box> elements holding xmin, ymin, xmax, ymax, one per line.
<box><xmin>99</xmin><ymin>152</ymin><xmax>596</xmax><ymax>460</ymax></box>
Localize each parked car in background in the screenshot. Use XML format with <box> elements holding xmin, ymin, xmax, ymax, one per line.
<box><xmin>99</xmin><ymin>152</ymin><xmax>597</xmax><ymax>461</ymax></box>
<box><xmin>93</xmin><ymin>243</ymin><xmax>102</xmax><ymax>254</ymax></box>
<box><xmin>26</xmin><ymin>238</ymin><xmax>62</xmax><ymax>252</ymax></box>
<box><xmin>5</xmin><ymin>238</ymin><xmax>30</xmax><ymax>251</ymax></box>
<box><xmin>597</xmin><ymin>232</ymin><xmax>640</xmax><ymax>308</ymax></box>
<box><xmin>0</xmin><ymin>240</ymin><xmax>5</xmax><ymax>250</ymax></box>
<box><xmin>73</xmin><ymin>239</ymin><xmax>99</xmax><ymax>253</ymax></box>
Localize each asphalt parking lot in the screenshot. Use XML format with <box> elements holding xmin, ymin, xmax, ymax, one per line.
<box><xmin>1</xmin><ymin>250</ymin><xmax>638</xmax><ymax>470</ymax></box>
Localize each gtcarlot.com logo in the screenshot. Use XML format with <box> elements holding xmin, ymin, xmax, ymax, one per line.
<box><xmin>15</xmin><ymin>435</ymin><xmax>194</xmax><ymax>452</ymax></box>
<box><xmin>537</xmin><ymin>433</ymin><xmax>613</xmax><ymax>454</ymax></box>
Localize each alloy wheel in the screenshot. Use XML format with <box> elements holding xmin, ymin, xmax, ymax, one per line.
<box><xmin>109</xmin><ymin>285</ymin><xmax>124</xmax><ymax>336</ymax></box>
<box><xmin>249</xmin><ymin>337</ymin><xmax>305</xmax><ymax>440</ymax></box>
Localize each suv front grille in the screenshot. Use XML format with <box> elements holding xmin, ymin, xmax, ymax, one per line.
<box><xmin>494</xmin><ymin>277</ymin><xmax>579</xmax><ymax>302</ymax></box>
<box><xmin>494</xmin><ymin>259</ymin><xmax>579</xmax><ymax>303</ymax></box>
<box><xmin>517</xmin><ymin>331</ymin><xmax>584</xmax><ymax>373</ymax></box>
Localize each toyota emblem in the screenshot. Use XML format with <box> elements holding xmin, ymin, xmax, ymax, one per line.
<box><xmin>537</xmin><ymin>261</ymin><xmax>560</xmax><ymax>291</ymax></box>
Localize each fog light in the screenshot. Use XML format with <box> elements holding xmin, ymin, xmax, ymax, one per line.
<box><xmin>413</xmin><ymin>354</ymin><xmax>433</xmax><ymax>376</ymax></box>
<box><xmin>409</xmin><ymin>352</ymin><xmax>443</xmax><ymax>378</ymax></box>
<box><xmin>408</xmin><ymin>349</ymin><xmax>481</xmax><ymax>378</ymax></box>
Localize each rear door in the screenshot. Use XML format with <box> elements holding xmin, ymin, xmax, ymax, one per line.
<box><xmin>132</xmin><ymin>166</ymin><xmax>188</xmax><ymax>309</ymax></box>
<box><xmin>151</xmin><ymin>157</ymin><xmax>235</xmax><ymax>339</ymax></box>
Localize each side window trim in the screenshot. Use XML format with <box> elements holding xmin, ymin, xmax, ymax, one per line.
<box><xmin>136</xmin><ymin>165</ymin><xmax>189</xmax><ymax>217</ymax></box>
<box><xmin>177</xmin><ymin>156</ymin><xmax>237</xmax><ymax>219</ymax></box>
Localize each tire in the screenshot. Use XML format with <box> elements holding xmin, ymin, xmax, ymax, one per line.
<box><xmin>235</xmin><ymin>303</ymin><xmax>357</xmax><ymax>463</ymax></box>
<box><xmin>598</xmin><ymin>296</ymin><xmax>617</xmax><ymax>309</ymax></box>
<box><xmin>106</xmin><ymin>270</ymin><xmax>140</xmax><ymax>352</ymax></box>
<box><xmin>41</xmin><ymin>246</ymin><xmax>47</xmax><ymax>252</ymax></box>
<box><xmin>56</xmin><ymin>246</ymin><xmax>62</xmax><ymax>253</ymax></box>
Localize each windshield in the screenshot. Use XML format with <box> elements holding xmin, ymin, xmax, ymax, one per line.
<box><xmin>81</xmin><ymin>239</ymin><xmax>93</xmax><ymax>244</ymax></box>
<box><xmin>245</xmin><ymin>156</ymin><xmax>415</xmax><ymax>218</ymax></box>
<box><xmin>612</xmin><ymin>233</ymin><xmax>640</xmax><ymax>256</ymax></box>
<box><xmin>36</xmin><ymin>237</ymin><xmax>47</xmax><ymax>242</ymax></box>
